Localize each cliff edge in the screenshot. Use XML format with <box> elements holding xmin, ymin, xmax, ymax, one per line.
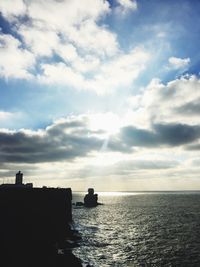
<box><xmin>0</xmin><ymin>186</ymin><xmax>82</xmax><ymax>267</ymax></box>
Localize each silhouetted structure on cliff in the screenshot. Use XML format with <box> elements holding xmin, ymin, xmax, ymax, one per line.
<box><xmin>0</xmin><ymin>172</ymin><xmax>82</xmax><ymax>267</ymax></box>
<box><xmin>0</xmin><ymin>170</ymin><xmax>33</xmax><ymax>188</ymax></box>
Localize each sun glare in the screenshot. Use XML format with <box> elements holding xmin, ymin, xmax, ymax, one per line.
<box><xmin>89</xmin><ymin>113</ymin><xmax>121</xmax><ymax>135</ymax></box>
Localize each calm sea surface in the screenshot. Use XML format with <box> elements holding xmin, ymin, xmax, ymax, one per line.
<box><xmin>72</xmin><ymin>192</ymin><xmax>200</xmax><ymax>267</ymax></box>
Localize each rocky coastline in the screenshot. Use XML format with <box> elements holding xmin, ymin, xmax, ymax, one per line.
<box><xmin>0</xmin><ymin>181</ymin><xmax>87</xmax><ymax>267</ymax></box>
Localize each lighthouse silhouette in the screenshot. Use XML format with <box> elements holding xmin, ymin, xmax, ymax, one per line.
<box><xmin>15</xmin><ymin>171</ymin><xmax>23</xmax><ymax>185</ymax></box>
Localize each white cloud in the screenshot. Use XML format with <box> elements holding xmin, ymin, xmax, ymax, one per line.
<box><xmin>38</xmin><ymin>47</ymin><xmax>150</xmax><ymax>94</ymax></box>
<box><xmin>0</xmin><ymin>0</ymin><xmax>26</xmax><ymax>20</ymax></box>
<box><xmin>97</xmin><ymin>47</ymin><xmax>149</xmax><ymax>83</ymax></box>
<box><xmin>116</xmin><ymin>0</ymin><xmax>137</xmax><ymax>14</ymax></box>
<box><xmin>25</xmin><ymin>0</ymin><xmax>117</xmax><ymax>57</ymax></box>
<box><xmin>0</xmin><ymin>111</ymin><xmax>14</xmax><ymax>121</ymax></box>
<box><xmin>56</xmin><ymin>43</ymin><xmax>78</xmax><ymax>63</ymax></box>
<box><xmin>85</xmin><ymin>47</ymin><xmax>150</xmax><ymax>93</ymax></box>
<box><xmin>66</xmin><ymin>20</ymin><xmax>119</xmax><ymax>57</ymax></box>
<box><xmin>38</xmin><ymin>62</ymin><xmax>85</xmax><ymax>89</ymax></box>
<box><xmin>0</xmin><ymin>0</ymin><xmax>122</xmax><ymax>89</ymax></box>
<box><xmin>0</xmin><ymin>0</ymin><xmax>149</xmax><ymax>94</ymax></box>
<box><xmin>0</xmin><ymin>110</ymin><xmax>26</xmax><ymax>129</ymax></box>
<box><xmin>19</xmin><ymin>2</ymin><xmax>117</xmax><ymax>56</ymax></box>
<box><xmin>128</xmin><ymin>74</ymin><xmax>200</xmax><ymax>128</ymax></box>
<box><xmin>0</xmin><ymin>34</ymin><xmax>35</xmax><ymax>79</ymax></box>
<box><xmin>28</xmin><ymin>0</ymin><xmax>110</xmax><ymax>29</ymax></box>
<box><xmin>168</xmin><ymin>56</ymin><xmax>190</xmax><ymax>70</ymax></box>
<box><xmin>71</xmin><ymin>55</ymin><xmax>100</xmax><ymax>74</ymax></box>
<box><xmin>19</xmin><ymin>26</ymin><xmax>60</xmax><ymax>57</ymax></box>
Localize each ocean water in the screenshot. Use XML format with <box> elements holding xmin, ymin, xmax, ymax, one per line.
<box><xmin>72</xmin><ymin>192</ymin><xmax>200</xmax><ymax>267</ymax></box>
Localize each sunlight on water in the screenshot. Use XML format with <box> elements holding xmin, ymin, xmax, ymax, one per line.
<box><xmin>73</xmin><ymin>191</ymin><xmax>145</xmax><ymax>197</ymax></box>
<box><xmin>97</xmin><ymin>191</ymin><xmax>145</xmax><ymax>196</ymax></box>
<box><xmin>73</xmin><ymin>193</ymin><xmax>200</xmax><ymax>267</ymax></box>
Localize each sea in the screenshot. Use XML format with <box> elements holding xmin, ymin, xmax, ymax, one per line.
<box><xmin>72</xmin><ymin>192</ymin><xmax>200</xmax><ymax>267</ymax></box>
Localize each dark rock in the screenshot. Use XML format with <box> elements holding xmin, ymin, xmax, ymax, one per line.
<box><xmin>76</xmin><ymin>201</ymin><xmax>84</xmax><ymax>206</ymax></box>
<box><xmin>84</xmin><ymin>188</ymin><xmax>98</xmax><ymax>207</ymax></box>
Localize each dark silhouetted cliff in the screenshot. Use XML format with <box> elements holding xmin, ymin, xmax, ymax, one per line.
<box><xmin>0</xmin><ymin>187</ymin><xmax>82</xmax><ymax>267</ymax></box>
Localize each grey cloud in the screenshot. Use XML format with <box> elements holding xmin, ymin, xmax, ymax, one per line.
<box><xmin>0</xmin><ymin>130</ymin><xmax>101</xmax><ymax>164</ymax></box>
<box><xmin>121</xmin><ymin>123</ymin><xmax>200</xmax><ymax>147</ymax></box>
<box><xmin>120</xmin><ymin>126</ymin><xmax>158</xmax><ymax>147</ymax></box>
<box><xmin>174</xmin><ymin>99</ymin><xmax>200</xmax><ymax>115</ymax></box>
<box><xmin>1</xmin><ymin>117</ymin><xmax>200</xmax><ymax>166</ymax></box>
<box><xmin>117</xmin><ymin>159</ymin><xmax>179</xmax><ymax>170</ymax></box>
<box><xmin>0</xmin><ymin>170</ymin><xmax>17</xmax><ymax>179</ymax></box>
<box><xmin>191</xmin><ymin>159</ymin><xmax>200</xmax><ymax>166</ymax></box>
<box><xmin>46</xmin><ymin>119</ymin><xmax>88</xmax><ymax>136</ymax></box>
<box><xmin>76</xmin><ymin>159</ymin><xmax>179</xmax><ymax>179</ymax></box>
<box><xmin>106</xmin><ymin>136</ymin><xmax>133</xmax><ymax>153</ymax></box>
<box><xmin>185</xmin><ymin>143</ymin><xmax>200</xmax><ymax>151</ymax></box>
<box><xmin>0</xmin><ymin>118</ymin><xmax>130</xmax><ymax>164</ymax></box>
<box><xmin>154</xmin><ymin>123</ymin><xmax>200</xmax><ymax>146</ymax></box>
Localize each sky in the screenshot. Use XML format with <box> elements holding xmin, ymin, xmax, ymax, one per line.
<box><xmin>1</xmin><ymin>0</ymin><xmax>200</xmax><ymax>191</ymax></box>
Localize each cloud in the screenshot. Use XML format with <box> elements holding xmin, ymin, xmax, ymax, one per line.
<box><xmin>115</xmin><ymin>0</ymin><xmax>137</xmax><ymax>14</ymax></box>
<box><xmin>0</xmin><ymin>0</ymin><xmax>26</xmax><ymax>20</ymax></box>
<box><xmin>0</xmin><ymin>111</ymin><xmax>14</xmax><ymax>121</ymax></box>
<box><xmin>1</xmin><ymin>75</ymin><xmax>198</xmax><ymax>169</ymax></box>
<box><xmin>1</xmin><ymin>0</ymin><xmax>114</xmax><ymax>61</ymax></box>
<box><xmin>27</xmin><ymin>0</ymin><xmax>110</xmax><ymax>29</ymax></box>
<box><xmin>185</xmin><ymin>143</ymin><xmax>200</xmax><ymax>151</ymax></box>
<box><xmin>121</xmin><ymin>126</ymin><xmax>158</xmax><ymax>147</ymax></box>
<box><xmin>0</xmin><ymin>0</ymin><xmax>150</xmax><ymax>94</ymax></box>
<box><xmin>0</xmin><ymin>120</ymin><xmax>98</xmax><ymax>164</ymax></box>
<box><xmin>38</xmin><ymin>62</ymin><xmax>85</xmax><ymax>90</ymax></box>
<box><xmin>23</xmin><ymin>0</ymin><xmax>117</xmax><ymax>58</ymax></box>
<box><xmin>0</xmin><ymin>34</ymin><xmax>35</xmax><ymax>79</ymax></box>
<box><xmin>0</xmin><ymin>111</ymin><xmax>26</xmax><ymax>129</ymax></box>
<box><xmin>153</xmin><ymin>123</ymin><xmax>200</xmax><ymax>146</ymax></box>
<box><xmin>76</xmin><ymin>158</ymin><xmax>179</xmax><ymax>178</ymax></box>
<box><xmin>174</xmin><ymin>99</ymin><xmax>200</xmax><ymax>115</ymax></box>
<box><xmin>127</xmin><ymin>75</ymin><xmax>200</xmax><ymax>128</ymax></box>
<box><xmin>121</xmin><ymin>122</ymin><xmax>200</xmax><ymax>148</ymax></box>
<box><xmin>0</xmin><ymin>115</ymin><xmax>131</xmax><ymax>164</ymax></box>
<box><xmin>115</xmin><ymin>158</ymin><xmax>178</xmax><ymax>170</ymax></box>
<box><xmin>64</xmin><ymin>20</ymin><xmax>119</xmax><ymax>57</ymax></box>
<box><xmin>168</xmin><ymin>56</ymin><xmax>190</xmax><ymax>70</ymax></box>
<box><xmin>5</xmin><ymin>74</ymin><xmax>197</xmax><ymax>166</ymax></box>
<box><xmin>19</xmin><ymin>26</ymin><xmax>60</xmax><ymax>57</ymax></box>
<box><xmin>38</xmin><ymin>47</ymin><xmax>150</xmax><ymax>94</ymax></box>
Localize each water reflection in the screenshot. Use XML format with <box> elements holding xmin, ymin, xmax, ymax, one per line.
<box><xmin>73</xmin><ymin>193</ymin><xmax>200</xmax><ymax>267</ymax></box>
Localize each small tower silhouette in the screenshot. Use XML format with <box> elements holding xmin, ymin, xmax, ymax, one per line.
<box><xmin>15</xmin><ymin>171</ymin><xmax>23</xmax><ymax>185</ymax></box>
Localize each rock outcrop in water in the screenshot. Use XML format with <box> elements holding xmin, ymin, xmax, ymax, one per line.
<box><xmin>0</xmin><ymin>171</ymin><xmax>82</xmax><ymax>267</ymax></box>
<box><xmin>84</xmin><ymin>188</ymin><xmax>98</xmax><ymax>207</ymax></box>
